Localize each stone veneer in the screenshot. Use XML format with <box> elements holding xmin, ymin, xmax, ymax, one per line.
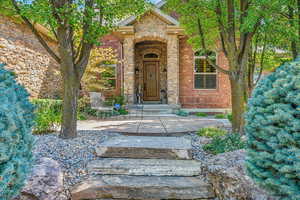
<box><xmin>0</xmin><ymin>15</ymin><xmax>61</xmax><ymax>99</ymax></box>
<box><xmin>121</xmin><ymin>12</ymin><xmax>180</xmax><ymax>105</ymax></box>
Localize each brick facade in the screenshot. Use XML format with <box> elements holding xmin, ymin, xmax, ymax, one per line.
<box><xmin>0</xmin><ymin>8</ymin><xmax>231</xmax><ymax>109</ymax></box>
<box><xmin>107</xmin><ymin>10</ymin><xmax>231</xmax><ymax>109</ymax></box>
<box><xmin>179</xmin><ymin>37</ymin><xmax>231</xmax><ymax>108</ymax></box>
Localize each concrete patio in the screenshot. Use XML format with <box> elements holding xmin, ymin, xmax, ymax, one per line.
<box><xmin>77</xmin><ymin>116</ymin><xmax>231</xmax><ymax>135</ymax></box>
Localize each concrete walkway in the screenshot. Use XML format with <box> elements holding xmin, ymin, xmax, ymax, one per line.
<box><xmin>78</xmin><ymin>116</ymin><xmax>231</xmax><ymax>135</ymax></box>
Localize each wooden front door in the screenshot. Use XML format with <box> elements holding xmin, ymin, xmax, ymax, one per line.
<box><xmin>143</xmin><ymin>61</ymin><xmax>160</xmax><ymax>101</ymax></box>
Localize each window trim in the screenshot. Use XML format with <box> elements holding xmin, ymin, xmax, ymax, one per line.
<box><xmin>193</xmin><ymin>54</ymin><xmax>218</xmax><ymax>90</ymax></box>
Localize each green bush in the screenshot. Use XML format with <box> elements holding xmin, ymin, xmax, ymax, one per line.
<box><xmin>197</xmin><ymin>127</ymin><xmax>227</xmax><ymax>138</ymax></box>
<box><xmin>175</xmin><ymin>110</ymin><xmax>189</xmax><ymax>117</ymax></box>
<box><xmin>245</xmin><ymin>59</ymin><xmax>300</xmax><ymax>199</ymax></box>
<box><xmin>78</xmin><ymin>96</ymin><xmax>98</xmax><ymax>117</ymax></box>
<box><xmin>203</xmin><ymin>133</ymin><xmax>246</xmax><ymax>155</ymax></box>
<box><xmin>195</xmin><ymin>112</ymin><xmax>208</xmax><ymax>117</ymax></box>
<box><xmin>118</xmin><ymin>108</ymin><xmax>128</xmax><ymax>115</ymax></box>
<box><xmin>0</xmin><ymin>64</ymin><xmax>35</xmax><ymax>199</ymax></box>
<box><xmin>215</xmin><ymin>113</ymin><xmax>226</xmax><ymax>119</ymax></box>
<box><xmin>31</xmin><ymin>99</ymin><xmax>62</xmax><ymax>134</ymax></box>
<box><xmin>227</xmin><ymin>113</ymin><xmax>233</xmax><ymax>122</ymax></box>
<box><xmin>104</xmin><ymin>95</ymin><xmax>126</xmax><ymax>106</ymax></box>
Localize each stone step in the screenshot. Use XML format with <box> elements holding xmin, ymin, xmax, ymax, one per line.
<box><xmin>96</xmin><ymin>136</ymin><xmax>192</xmax><ymax>160</ymax></box>
<box><xmin>71</xmin><ymin>175</ymin><xmax>215</xmax><ymax>200</ymax></box>
<box><xmin>88</xmin><ymin>158</ymin><xmax>201</xmax><ymax>176</ymax></box>
<box><xmin>129</xmin><ymin>109</ymin><xmax>174</xmax><ymax>114</ymax></box>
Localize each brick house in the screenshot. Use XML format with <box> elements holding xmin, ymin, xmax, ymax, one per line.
<box><xmin>100</xmin><ymin>1</ymin><xmax>231</xmax><ymax>111</ymax></box>
<box><xmin>0</xmin><ymin>1</ymin><xmax>231</xmax><ymax>111</ymax></box>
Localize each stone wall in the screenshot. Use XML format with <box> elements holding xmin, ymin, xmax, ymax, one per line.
<box><xmin>179</xmin><ymin>37</ymin><xmax>231</xmax><ymax>108</ymax></box>
<box><xmin>0</xmin><ymin>15</ymin><xmax>61</xmax><ymax>99</ymax></box>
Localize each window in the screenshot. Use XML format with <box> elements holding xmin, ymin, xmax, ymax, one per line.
<box><xmin>194</xmin><ymin>51</ymin><xmax>217</xmax><ymax>89</ymax></box>
<box><xmin>144</xmin><ymin>53</ymin><xmax>159</xmax><ymax>58</ymax></box>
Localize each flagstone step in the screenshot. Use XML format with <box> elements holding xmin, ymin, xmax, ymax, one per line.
<box><xmin>71</xmin><ymin>175</ymin><xmax>215</xmax><ymax>200</ymax></box>
<box><xmin>88</xmin><ymin>158</ymin><xmax>201</xmax><ymax>176</ymax></box>
<box><xmin>95</xmin><ymin>136</ymin><xmax>192</xmax><ymax>160</ymax></box>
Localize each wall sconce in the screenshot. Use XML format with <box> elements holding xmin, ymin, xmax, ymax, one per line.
<box><xmin>135</xmin><ymin>68</ymin><xmax>139</xmax><ymax>75</ymax></box>
<box><xmin>163</xmin><ymin>68</ymin><xmax>167</xmax><ymax>73</ymax></box>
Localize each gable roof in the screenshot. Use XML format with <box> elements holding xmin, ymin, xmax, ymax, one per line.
<box><xmin>156</xmin><ymin>0</ymin><xmax>166</xmax><ymax>8</ymax></box>
<box><xmin>117</xmin><ymin>6</ymin><xmax>179</xmax><ymax>26</ymax></box>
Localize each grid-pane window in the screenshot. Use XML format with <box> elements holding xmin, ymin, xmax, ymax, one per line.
<box><xmin>194</xmin><ymin>54</ymin><xmax>217</xmax><ymax>89</ymax></box>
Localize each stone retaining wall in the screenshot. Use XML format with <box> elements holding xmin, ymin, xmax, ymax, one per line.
<box><xmin>0</xmin><ymin>16</ymin><xmax>61</xmax><ymax>99</ymax></box>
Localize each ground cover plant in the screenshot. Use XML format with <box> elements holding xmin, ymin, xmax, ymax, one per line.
<box><xmin>214</xmin><ymin>113</ymin><xmax>226</xmax><ymax>119</ymax></box>
<box><xmin>197</xmin><ymin>127</ymin><xmax>245</xmax><ymax>155</ymax></box>
<box><xmin>195</xmin><ymin>112</ymin><xmax>208</xmax><ymax>117</ymax></box>
<box><xmin>197</xmin><ymin>127</ymin><xmax>227</xmax><ymax>138</ymax></box>
<box><xmin>0</xmin><ymin>64</ymin><xmax>35</xmax><ymax>199</ymax></box>
<box><xmin>175</xmin><ymin>110</ymin><xmax>189</xmax><ymax>117</ymax></box>
<box><xmin>203</xmin><ymin>133</ymin><xmax>246</xmax><ymax>155</ymax></box>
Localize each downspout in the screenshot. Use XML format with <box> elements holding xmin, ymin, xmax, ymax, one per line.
<box><xmin>120</xmin><ymin>41</ymin><xmax>124</xmax><ymax>96</ymax></box>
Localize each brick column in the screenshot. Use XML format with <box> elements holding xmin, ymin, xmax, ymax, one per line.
<box><xmin>167</xmin><ymin>35</ymin><xmax>179</xmax><ymax>105</ymax></box>
<box><xmin>123</xmin><ymin>36</ymin><xmax>135</xmax><ymax>104</ymax></box>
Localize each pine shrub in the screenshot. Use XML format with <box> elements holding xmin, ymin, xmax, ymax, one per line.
<box><xmin>245</xmin><ymin>59</ymin><xmax>300</xmax><ymax>199</ymax></box>
<box><xmin>0</xmin><ymin>64</ymin><xmax>35</xmax><ymax>199</ymax></box>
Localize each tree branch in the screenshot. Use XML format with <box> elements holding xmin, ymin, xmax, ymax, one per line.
<box><xmin>197</xmin><ymin>18</ymin><xmax>231</xmax><ymax>75</ymax></box>
<box><xmin>254</xmin><ymin>33</ymin><xmax>267</xmax><ymax>86</ymax></box>
<box><xmin>227</xmin><ymin>0</ymin><xmax>237</xmax><ymax>50</ymax></box>
<box><xmin>216</xmin><ymin>0</ymin><xmax>229</xmax><ymax>56</ymax></box>
<box><xmin>75</xmin><ymin>0</ymin><xmax>95</xmax><ymax>78</ymax></box>
<box><xmin>11</xmin><ymin>0</ymin><xmax>61</xmax><ymax>63</ymax></box>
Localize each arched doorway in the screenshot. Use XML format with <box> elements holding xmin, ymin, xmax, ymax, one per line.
<box><xmin>134</xmin><ymin>41</ymin><xmax>167</xmax><ymax>104</ymax></box>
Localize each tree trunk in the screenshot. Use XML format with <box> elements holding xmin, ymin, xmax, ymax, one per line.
<box><xmin>230</xmin><ymin>78</ymin><xmax>246</xmax><ymax>134</ymax></box>
<box><xmin>291</xmin><ymin>40</ymin><xmax>298</xmax><ymax>59</ymax></box>
<box><xmin>60</xmin><ymin>69</ymin><xmax>80</xmax><ymax>139</ymax></box>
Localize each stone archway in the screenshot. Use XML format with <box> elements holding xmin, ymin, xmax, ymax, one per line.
<box><xmin>134</xmin><ymin>40</ymin><xmax>167</xmax><ymax>104</ymax></box>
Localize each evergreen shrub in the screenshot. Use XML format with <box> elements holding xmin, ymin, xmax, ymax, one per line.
<box><xmin>245</xmin><ymin>59</ymin><xmax>300</xmax><ymax>199</ymax></box>
<box><xmin>0</xmin><ymin>64</ymin><xmax>35</xmax><ymax>199</ymax></box>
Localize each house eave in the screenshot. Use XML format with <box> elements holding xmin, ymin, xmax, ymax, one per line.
<box><xmin>117</xmin><ymin>7</ymin><xmax>179</xmax><ymax>26</ymax></box>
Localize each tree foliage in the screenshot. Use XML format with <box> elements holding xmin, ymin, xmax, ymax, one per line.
<box><xmin>245</xmin><ymin>59</ymin><xmax>300</xmax><ymax>199</ymax></box>
<box><xmin>0</xmin><ymin>64</ymin><xmax>35</xmax><ymax>199</ymax></box>
<box><xmin>165</xmin><ymin>0</ymin><xmax>285</xmax><ymax>134</ymax></box>
<box><xmin>82</xmin><ymin>47</ymin><xmax>118</xmax><ymax>92</ymax></box>
<box><xmin>9</xmin><ymin>0</ymin><xmax>148</xmax><ymax>138</ymax></box>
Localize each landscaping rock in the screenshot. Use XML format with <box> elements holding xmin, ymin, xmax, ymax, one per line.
<box><xmin>88</xmin><ymin>158</ymin><xmax>201</xmax><ymax>176</ymax></box>
<box><xmin>71</xmin><ymin>175</ymin><xmax>215</xmax><ymax>200</ymax></box>
<box><xmin>16</xmin><ymin>157</ymin><xmax>67</xmax><ymax>200</ymax></box>
<box><xmin>202</xmin><ymin>150</ymin><xmax>277</xmax><ymax>200</ymax></box>
<box><xmin>96</xmin><ymin>135</ymin><xmax>193</xmax><ymax>160</ymax></box>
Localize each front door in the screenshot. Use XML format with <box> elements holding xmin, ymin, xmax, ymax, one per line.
<box><xmin>143</xmin><ymin>61</ymin><xmax>160</xmax><ymax>101</ymax></box>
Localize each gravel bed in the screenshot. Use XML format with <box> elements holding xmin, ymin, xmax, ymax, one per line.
<box><xmin>189</xmin><ymin>133</ymin><xmax>212</xmax><ymax>161</ymax></box>
<box><xmin>33</xmin><ymin>130</ymin><xmax>117</xmax><ymax>187</ymax></box>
